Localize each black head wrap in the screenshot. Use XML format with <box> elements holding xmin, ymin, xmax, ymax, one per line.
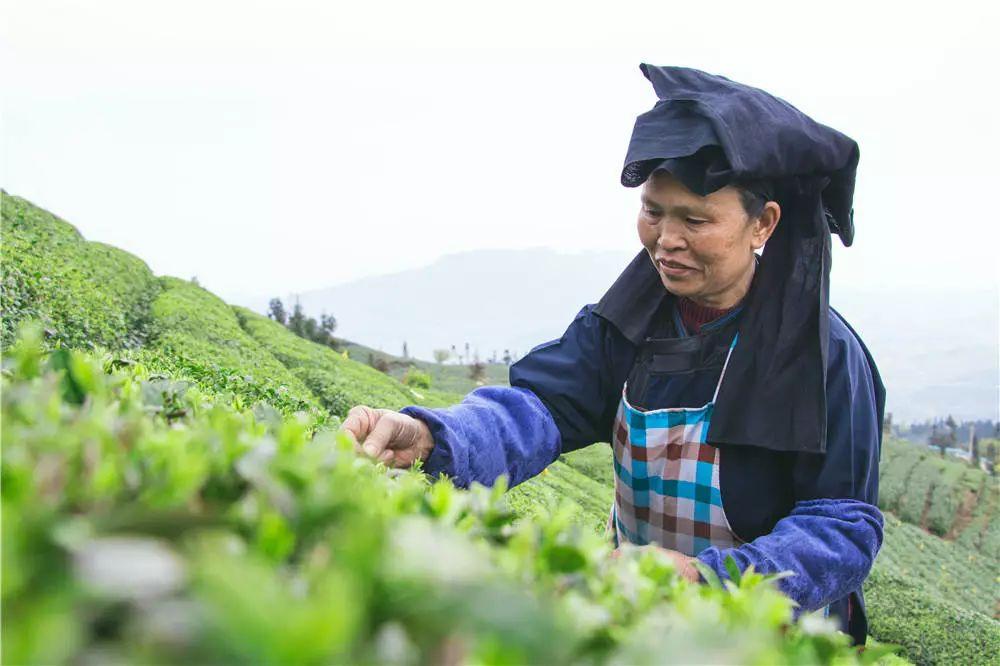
<box><xmin>604</xmin><ymin>64</ymin><xmax>862</xmax><ymax>454</ymax></box>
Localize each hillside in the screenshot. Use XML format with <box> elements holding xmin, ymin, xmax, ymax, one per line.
<box><xmin>3</xmin><ymin>190</ymin><xmax>996</xmax><ymax>664</ymax></box>
<box><xmin>0</xmin><ymin>191</ymin><xmax>464</xmax><ymax>421</ymax></box>
<box><xmin>337</xmin><ymin>339</ymin><xmax>510</xmax><ymax>394</ymax></box>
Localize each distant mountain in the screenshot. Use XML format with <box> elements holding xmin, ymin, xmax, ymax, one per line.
<box><xmin>831</xmin><ymin>285</ymin><xmax>998</xmax><ymax>424</ymax></box>
<box><xmin>288</xmin><ymin>247</ymin><xmax>637</xmax><ymax>363</ymax></box>
<box><xmin>240</xmin><ymin>248</ymin><xmax>998</xmax><ymax>423</ymax></box>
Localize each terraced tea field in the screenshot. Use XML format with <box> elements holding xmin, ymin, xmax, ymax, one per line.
<box><xmin>3</xmin><ymin>190</ymin><xmax>997</xmax><ymax>664</ymax></box>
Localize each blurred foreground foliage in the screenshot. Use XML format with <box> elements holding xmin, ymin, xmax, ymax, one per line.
<box><xmin>1</xmin><ymin>323</ymin><xmax>902</xmax><ymax>665</ymax></box>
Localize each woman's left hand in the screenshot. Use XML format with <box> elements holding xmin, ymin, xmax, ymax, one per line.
<box><xmin>610</xmin><ymin>545</ymin><xmax>702</xmax><ymax>583</ymax></box>
<box><xmin>653</xmin><ymin>547</ymin><xmax>703</xmax><ymax>582</ymax></box>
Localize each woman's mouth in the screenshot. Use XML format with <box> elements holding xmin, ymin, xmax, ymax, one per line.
<box><xmin>658</xmin><ymin>258</ymin><xmax>697</xmax><ymax>277</ymax></box>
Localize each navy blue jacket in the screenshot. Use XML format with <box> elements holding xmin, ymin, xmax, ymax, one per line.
<box><xmin>400</xmin><ymin>289</ymin><xmax>884</xmax><ymax>646</ymax></box>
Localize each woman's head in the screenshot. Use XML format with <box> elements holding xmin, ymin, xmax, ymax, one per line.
<box><xmin>637</xmin><ymin>169</ymin><xmax>780</xmax><ymax>309</ymax></box>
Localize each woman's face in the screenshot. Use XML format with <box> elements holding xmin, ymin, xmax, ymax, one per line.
<box><xmin>637</xmin><ymin>171</ymin><xmax>780</xmax><ymax>309</ymax></box>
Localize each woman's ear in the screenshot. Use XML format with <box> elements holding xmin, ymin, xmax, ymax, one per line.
<box><xmin>751</xmin><ymin>201</ymin><xmax>781</xmax><ymax>250</ymax></box>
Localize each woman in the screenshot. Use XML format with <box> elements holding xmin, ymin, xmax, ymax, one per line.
<box><xmin>340</xmin><ymin>64</ymin><xmax>886</xmax><ymax>647</ymax></box>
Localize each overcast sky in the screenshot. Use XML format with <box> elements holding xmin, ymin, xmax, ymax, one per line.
<box><xmin>3</xmin><ymin>0</ymin><xmax>999</xmax><ymax>310</ymax></box>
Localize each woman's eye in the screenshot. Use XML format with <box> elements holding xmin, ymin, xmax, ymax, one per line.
<box><xmin>643</xmin><ymin>207</ymin><xmax>662</xmax><ymax>217</ymax></box>
<box><xmin>686</xmin><ymin>217</ymin><xmax>707</xmax><ymax>225</ymax></box>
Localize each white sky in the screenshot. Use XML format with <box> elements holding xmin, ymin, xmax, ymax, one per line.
<box><xmin>3</xmin><ymin>0</ymin><xmax>999</xmax><ymax>308</ymax></box>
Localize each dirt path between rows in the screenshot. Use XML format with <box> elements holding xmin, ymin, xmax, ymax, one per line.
<box><xmin>919</xmin><ymin>481</ymin><xmax>936</xmax><ymax>531</ymax></box>
<box><xmin>945</xmin><ymin>478</ymin><xmax>982</xmax><ymax>540</ymax></box>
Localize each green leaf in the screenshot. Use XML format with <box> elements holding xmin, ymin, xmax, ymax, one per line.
<box><xmin>47</xmin><ymin>348</ymin><xmax>87</xmax><ymax>405</ymax></box>
<box><xmin>860</xmin><ymin>640</ymin><xmax>904</xmax><ymax>665</ymax></box>
<box><xmin>692</xmin><ymin>559</ymin><xmax>724</xmax><ymax>590</ymax></box>
<box><xmin>723</xmin><ymin>554</ymin><xmax>742</xmax><ymax>584</ymax></box>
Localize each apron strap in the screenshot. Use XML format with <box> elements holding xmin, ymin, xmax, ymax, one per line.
<box><xmin>712</xmin><ymin>333</ymin><xmax>740</xmax><ymax>403</ymax></box>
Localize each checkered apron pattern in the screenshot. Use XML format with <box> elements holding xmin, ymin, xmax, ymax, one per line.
<box><xmin>605</xmin><ymin>335</ymin><xmax>745</xmax><ymax>557</ymax></box>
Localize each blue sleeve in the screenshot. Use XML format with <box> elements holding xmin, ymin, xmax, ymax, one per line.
<box><xmin>399</xmin><ymin>304</ymin><xmax>617</xmax><ymax>489</ymax></box>
<box><xmin>399</xmin><ymin>385</ymin><xmax>561</xmax><ymax>489</ymax></box>
<box><xmin>508</xmin><ymin>304</ymin><xmax>623</xmax><ymax>455</ymax></box>
<box><xmin>696</xmin><ymin>312</ymin><xmax>884</xmax><ymax>615</ymax></box>
<box><xmin>696</xmin><ymin>499</ymin><xmax>883</xmax><ymax>616</ymax></box>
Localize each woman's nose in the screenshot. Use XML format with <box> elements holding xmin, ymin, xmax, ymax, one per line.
<box><xmin>657</xmin><ymin>221</ymin><xmax>687</xmax><ymax>252</ymax></box>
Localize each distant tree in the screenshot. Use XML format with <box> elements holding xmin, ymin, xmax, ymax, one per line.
<box><xmin>468</xmin><ymin>359</ymin><xmax>487</xmax><ymax>384</ymax></box>
<box><xmin>190</xmin><ymin>276</ymin><xmax>200</xmax><ymax>286</ymax></box>
<box><xmin>930</xmin><ymin>424</ymin><xmax>949</xmax><ymax>457</ymax></box>
<box><xmin>268</xmin><ymin>298</ymin><xmax>288</xmax><ymax>325</ymax></box>
<box><xmin>986</xmin><ymin>441</ymin><xmax>998</xmax><ymax>476</ymax></box>
<box><xmin>971</xmin><ymin>434</ymin><xmax>980</xmax><ymax>467</ymax></box>
<box><xmin>464</xmin><ymin>342</ymin><xmax>470</xmax><ymax>364</ymax></box>
<box><xmin>320</xmin><ymin>312</ymin><xmax>337</xmax><ymax>336</ymax></box>
<box><xmin>367</xmin><ymin>352</ymin><xmax>390</xmax><ymax>374</ymax></box>
<box><xmin>288</xmin><ymin>301</ymin><xmax>307</xmax><ymax>337</ymax></box>
<box><xmin>945</xmin><ymin>415</ymin><xmax>958</xmax><ymax>445</ymax></box>
<box><xmin>883</xmin><ymin>412</ymin><xmax>893</xmax><ymax>439</ymax></box>
<box><xmin>302</xmin><ymin>316</ymin><xmax>319</xmax><ymax>343</ymax></box>
<box><xmin>433</xmin><ymin>349</ymin><xmax>451</xmax><ymax>364</ymax></box>
<box><xmin>402</xmin><ymin>341</ymin><xmax>409</xmax><ymax>359</ymax></box>
<box><xmin>502</xmin><ymin>349</ymin><xmax>512</xmax><ymax>366</ymax></box>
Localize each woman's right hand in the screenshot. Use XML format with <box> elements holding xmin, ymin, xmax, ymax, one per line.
<box><xmin>338</xmin><ymin>405</ymin><xmax>435</xmax><ymax>468</ymax></box>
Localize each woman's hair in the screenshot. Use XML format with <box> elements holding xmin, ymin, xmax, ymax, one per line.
<box><xmin>736</xmin><ymin>179</ymin><xmax>773</xmax><ymax>219</ymax></box>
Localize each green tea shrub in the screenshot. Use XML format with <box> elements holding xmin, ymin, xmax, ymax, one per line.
<box><xmin>556</xmin><ymin>442</ymin><xmax>1000</xmax><ymax>665</ymax></box>
<box><xmin>955</xmin><ymin>475</ymin><xmax>996</xmax><ymax>552</ymax></box>
<box><xmin>403</xmin><ymin>366</ymin><xmax>432</xmax><ymax>390</ymax></box>
<box><xmin>1</xmin><ymin>191</ymin><xmax>160</xmax><ymax>351</ymax></box>
<box><xmin>233</xmin><ymin>306</ymin><xmax>461</xmax><ymax>413</ymax></box>
<box><xmin>873</xmin><ymin>514</ymin><xmax>997</xmax><ymax>621</ymax></box>
<box><xmin>877</xmin><ymin>440</ymin><xmax>925</xmax><ymax>514</ymax></box>
<box><xmin>138</xmin><ymin>277</ymin><xmax>324</xmax><ymax>422</ymax></box>
<box><xmin>1</xmin><ymin>328</ymin><xmax>897</xmax><ymax>666</ymax></box>
<box><xmin>864</xmin><ymin>568</ymin><xmax>999</xmax><ymax>666</ymax></box>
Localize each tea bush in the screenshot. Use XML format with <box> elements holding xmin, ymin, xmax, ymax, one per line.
<box><xmin>879</xmin><ymin>437</ymin><xmax>997</xmax><ymax>551</ymax></box>
<box><xmin>1</xmin><ymin>191</ymin><xmax>160</xmax><ymax>351</ymax></box>
<box><xmin>864</xmin><ymin>568</ymin><xmax>999</xmax><ymax>666</ymax></box>
<box><xmin>877</xmin><ymin>441</ymin><xmax>924</xmax><ymax>514</ymax></box>
<box><xmin>1</xmin><ymin>326</ymin><xmax>897</xmax><ymax>665</ymax></box>
<box><xmin>138</xmin><ymin>277</ymin><xmax>326</xmax><ymax>423</ymax></box>
<box><xmin>875</xmin><ymin>513</ymin><xmax>997</xmax><ymax>620</ymax></box>
<box><xmin>8</xmin><ymin>190</ymin><xmax>992</xmax><ymax>664</ymax></box>
<box><xmin>402</xmin><ymin>366</ymin><xmax>432</xmax><ymax>390</ymax></box>
<box><xmin>233</xmin><ymin>306</ymin><xmax>462</xmax><ymax>414</ymax></box>
<box><xmin>545</xmin><ymin>443</ymin><xmax>1000</xmax><ymax>665</ymax></box>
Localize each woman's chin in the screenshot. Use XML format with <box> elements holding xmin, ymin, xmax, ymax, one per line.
<box><xmin>660</xmin><ymin>274</ymin><xmax>701</xmax><ymax>297</ymax></box>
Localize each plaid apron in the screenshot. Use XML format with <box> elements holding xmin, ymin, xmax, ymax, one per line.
<box><xmin>606</xmin><ymin>331</ymin><xmax>744</xmax><ymax>556</ymax></box>
<box><xmin>604</xmin><ymin>316</ymin><xmax>834</xmax><ymax>619</ymax></box>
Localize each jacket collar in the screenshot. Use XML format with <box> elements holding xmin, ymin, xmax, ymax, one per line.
<box><xmin>592</xmin><ymin>249</ymin><xmax>670</xmax><ymax>346</ymax></box>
